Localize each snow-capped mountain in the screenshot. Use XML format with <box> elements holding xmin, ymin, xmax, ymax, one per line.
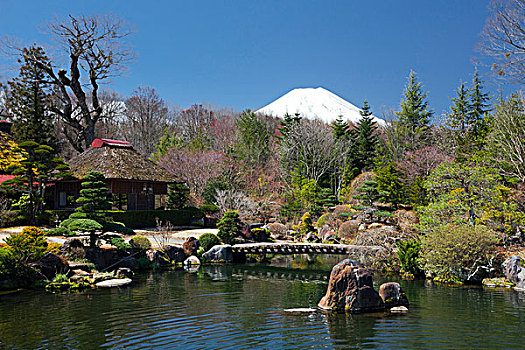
<box><xmin>256</xmin><ymin>87</ymin><xmax>384</xmax><ymax>125</ymax></box>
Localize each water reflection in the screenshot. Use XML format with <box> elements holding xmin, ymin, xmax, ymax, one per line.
<box><xmin>1</xmin><ymin>261</ymin><xmax>525</xmax><ymax>349</ymax></box>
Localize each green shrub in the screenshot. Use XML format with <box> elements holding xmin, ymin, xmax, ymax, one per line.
<box><xmin>199</xmin><ymin>233</ymin><xmax>220</xmax><ymax>252</ymax></box>
<box><xmin>217</xmin><ymin>211</ymin><xmax>244</xmax><ymax>245</ymax></box>
<box><xmin>250</xmin><ymin>228</ymin><xmax>271</xmax><ymax>242</ymax></box>
<box><xmin>397</xmin><ymin>239</ymin><xmax>422</xmax><ymax>276</ymax></box>
<box><xmin>136</xmin><ymin>257</ymin><xmax>152</xmax><ymax>270</ymax></box>
<box><xmin>107</xmin><ymin>208</ymin><xmax>204</xmax><ymax>228</ymax></box>
<box><xmin>104</xmin><ymin>222</ymin><xmax>135</xmax><ymax>236</ymax></box>
<box><xmin>59</xmin><ymin>218</ymin><xmax>75</xmax><ymax>229</ymax></box>
<box><xmin>4</xmin><ymin>226</ymin><xmax>48</xmax><ymax>264</ymax></box>
<box><xmin>420</xmin><ymin>224</ymin><xmax>500</xmax><ymax>282</ymax></box>
<box><xmin>110</xmin><ymin>237</ymin><xmax>131</xmax><ymax>251</ymax></box>
<box><xmin>298</xmin><ymin>212</ymin><xmax>315</xmax><ymax>237</ymax></box>
<box><xmin>129</xmin><ymin>235</ymin><xmax>152</xmax><ymax>250</ymax></box>
<box><xmin>199</xmin><ymin>204</ymin><xmax>220</xmax><ymax>215</ymax></box>
<box><xmin>68</xmin><ymin>219</ymin><xmax>103</xmax><ymax>233</ymax></box>
<box><xmin>45</xmin><ymin>227</ymin><xmax>75</xmax><ymax>237</ymax></box>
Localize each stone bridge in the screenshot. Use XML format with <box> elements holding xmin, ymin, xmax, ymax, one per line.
<box><xmin>231</xmin><ymin>243</ymin><xmax>384</xmax><ymax>256</ymax></box>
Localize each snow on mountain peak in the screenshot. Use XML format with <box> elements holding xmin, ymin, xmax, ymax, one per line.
<box><xmin>255</xmin><ymin>87</ymin><xmax>384</xmax><ymax>125</ymax></box>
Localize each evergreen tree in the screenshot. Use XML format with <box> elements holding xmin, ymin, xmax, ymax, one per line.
<box><xmin>7</xmin><ymin>46</ymin><xmax>57</xmax><ymax>149</ymax></box>
<box><xmin>446</xmin><ymin>81</ymin><xmax>470</xmax><ymax>132</ymax></box>
<box><xmin>67</xmin><ymin>171</ymin><xmax>112</xmax><ymax>247</ymax></box>
<box><xmin>375</xmin><ymin>163</ymin><xmax>406</xmax><ymax>209</ymax></box>
<box><xmin>331</xmin><ymin>116</ymin><xmax>349</xmax><ymax>139</ymax></box>
<box><xmin>396</xmin><ymin>71</ymin><xmax>433</xmax><ymax>149</ymax></box>
<box><xmin>166</xmin><ymin>182</ymin><xmax>190</xmax><ymax>210</ymax></box>
<box><xmin>235</xmin><ymin>110</ymin><xmax>271</xmax><ymax>167</ymax></box>
<box><xmin>2</xmin><ymin>141</ymin><xmax>70</xmax><ymax>224</ymax></box>
<box><xmin>356</xmin><ymin>100</ymin><xmax>378</xmax><ymax>171</ymax></box>
<box><xmin>468</xmin><ymin>69</ymin><xmax>491</xmax><ymax>142</ymax></box>
<box><xmin>277</xmin><ymin>112</ymin><xmax>302</xmax><ymax>141</ymax></box>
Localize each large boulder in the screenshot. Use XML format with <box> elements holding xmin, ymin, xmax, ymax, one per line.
<box><xmin>84</xmin><ymin>247</ymin><xmax>120</xmax><ymax>270</ymax></box>
<box><xmin>503</xmin><ymin>255</ymin><xmax>525</xmax><ymax>289</ymax></box>
<box><xmin>318</xmin><ymin>259</ymin><xmax>384</xmax><ymax>313</ymax></box>
<box><xmin>184</xmin><ymin>255</ymin><xmax>201</xmax><ymax>266</ymax></box>
<box><xmin>29</xmin><ymin>252</ymin><xmax>69</xmax><ymax>280</ymax></box>
<box><xmin>182</xmin><ymin>237</ymin><xmax>200</xmax><ymax>257</ymax></box>
<box><xmin>165</xmin><ymin>245</ymin><xmax>185</xmax><ymax>263</ymax></box>
<box><xmin>378</xmin><ymin>282</ymin><xmax>409</xmax><ymax>309</ymax></box>
<box><xmin>203</xmin><ymin>245</ymin><xmax>233</xmax><ymax>263</ymax></box>
<box><xmin>146</xmin><ymin>249</ymin><xmax>171</xmax><ymax>266</ymax></box>
<box><xmin>115</xmin><ymin>256</ymin><xmax>139</xmax><ymax>270</ymax></box>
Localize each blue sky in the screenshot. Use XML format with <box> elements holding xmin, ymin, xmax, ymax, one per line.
<box><xmin>0</xmin><ymin>0</ymin><xmax>520</xmax><ymax>118</ymax></box>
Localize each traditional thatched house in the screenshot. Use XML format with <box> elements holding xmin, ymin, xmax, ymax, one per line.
<box><xmin>54</xmin><ymin>138</ymin><xmax>179</xmax><ymax>210</ymax></box>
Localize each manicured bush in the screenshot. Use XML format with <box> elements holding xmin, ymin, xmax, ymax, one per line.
<box><xmin>199</xmin><ymin>233</ymin><xmax>220</xmax><ymax>252</ymax></box>
<box><xmin>217</xmin><ymin>211</ymin><xmax>244</xmax><ymax>245</ymax></box>
<box><xmin>108</xmin><ymin>208</ymin><xmax>204</xmax><ymax>228</ymax></box>
<box><xmin>199</xmin><ymin>204</ymin><xmax>220</xmax><ymax>215</ymax></box>
<box><xmin>68</xmin><ymin>219</ymin><xmax>103</xmax><ymax>233</ymax></box>
<box><xmin>397</xmin><ymin>239</ymin><xmax>422</xmax><ymax>276</ymax></box>
<box><xmin>59</xmin><ymin>218</ymin><xmax>75</xmax><ymax>229</ymax></box>
<box><xmin>45</xmin><ymin>227</ymin><xmax>75</xmax><ymax>237</ymax></box>
<box><xmin>110</xmin><ymin>237</ymin><xmax>131</xmax><ymax>251</ymax></box>
<box><xmin>298</xmin><ymin>212</ymin><xmax>315</xmax><ymax>237</ymax></box>
<box><xmin>104</xmin><ymin>222</ymin><xmax>135</xmax><ymax>236</ymax></box>
<box><xmin>420</xmin><ymin>224</ymin><xmax>500</xmax><ymax>283</ymax></box>
<box><xmin>129</xmin><ymin>235</ymin><xmax>152</xmax><ymax>250</ymax></box>
<box><xmin>316</xmin><ymin>213</ymin><xmax>335</xmax><ymax>228</ymax></box>
<box><xmin>4</xmin><ymin>226</ymin><xmax>47</xmax><ymax>263</ymax></box>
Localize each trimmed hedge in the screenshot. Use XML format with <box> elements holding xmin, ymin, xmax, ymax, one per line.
<box><xmin>108</xmin><ymin>207</ymin><xmax>204</xmax><ymax>228</ymax></box>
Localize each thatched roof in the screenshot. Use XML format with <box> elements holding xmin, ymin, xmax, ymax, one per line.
<box><xmin>67</xmin><ymin>139</ymin><xmax>179</xmax><ymax>182</ymax></box>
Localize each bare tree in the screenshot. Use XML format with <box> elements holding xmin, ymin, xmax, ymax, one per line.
<box><xmin>11</xmin><ymin>14</ymin><xmax>134</xmax><ymax>152</ymax></box>
<box><xmin>120</xmin><ymin>86</ymin><xmax>172</xmax><ymax>156</ymax></box>
<box><xmin>486</xmin><ymin>94</ymin><xmax>525</xmax><ymax>181</ymax></box>
<box><xmin>480</xmin><ymin>0</ymin><xmax>525</xmax><ymax>82</ymax></box>
<box><xmin>214</xmin><ymin>189</ymin><xmax>256</xmax><ymax>218</ymax></box>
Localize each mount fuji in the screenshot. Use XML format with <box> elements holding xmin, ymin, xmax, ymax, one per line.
<box><xmin>255</xmin><ymin>87</ymin><xmax>384</xmax><ymax>125</ymax></box>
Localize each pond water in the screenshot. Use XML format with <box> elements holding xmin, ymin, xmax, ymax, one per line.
<box><xmin>1</xmin><ymin>256</ymin><xmax>525</xmax><ymax>349</ymax></box>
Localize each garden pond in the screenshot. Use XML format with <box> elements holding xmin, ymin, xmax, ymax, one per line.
<box><xmin>1</xmin><ymin>255</ymin><xmax>525</xmax><ymax>349</ymax></box>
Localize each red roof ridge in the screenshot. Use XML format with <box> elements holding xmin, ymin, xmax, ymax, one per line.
<box><xmin>91</xmin><ymin>138</ymin><xmax>132</xmax><ymax>148</ymax></box>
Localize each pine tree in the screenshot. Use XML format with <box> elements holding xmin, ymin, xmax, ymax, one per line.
<box><xmin>7</xmin><ymin>46</ymin><xmax>57</xmax><ymax>149</ymax></box>
<box><xmin>331</xmin><ymin>116</ymin><xmax>349</xmax><ymax>139</ymax></box>
<box><xmin>375</xmin><ymin>163</ymin><xmax>406</xmax><ymax>209</ymax></box>
<box><xmin>356</xmin><ymin>100</ymin><xmax>378</xmax><ymax>171</ymax></box>
<box><xmin>277</xmin><ymin>112</ymin><xmax>302</xmax><ymax>141</ymax></box>
<box><xmin>468</xmin><ymin>69</ymin><xmax>491</xmax><ymax>141</ymax></box>
<box><xmin>167</xmin><ymin>183</ymin><xmax>190</xmax><ymax>210</ymax></box>
<box><xmin>67</xmin><ymin>171</ymin><xmax>112</xmax><ymax>247</ymax></box>
<box><xmin>396</xmin><ymin>71</ymin><xmax>433</xmax><ymax>149</ymax></box>
<box><xmin>446</xmin><ymin>82</ymin><xmax>470</xmax><ymax>132</ymax></box>
<box><xmin>235</xmin><ymin>110</ymin><xmax>271</xmax><ymax>167</ymax></box>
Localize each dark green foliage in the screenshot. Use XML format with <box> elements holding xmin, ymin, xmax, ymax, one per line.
<box><xmin>167</xmin><ymin>183</ymin><xmax>190</xmax><ymax>210</ymax></box>
<box><xmin>235</xmin><ymin>110</ymin><xmax>271</xmax><ymax>167</ymax></box>
<box><xmin>136</xmin><ymin>257</ymin><xmax>153</xmax><ymax>270</ymax></box>
<box><xmin>331</xmin><ymin>117</ymin><xmax>350</xmax><ymax>139</ymax></box>
<box><xmin>397</xmin><ymin>239</ymin><xmax>422</xmax><ymax>276</ymax></box>
<box><xmin>108</xmin><ymin>208</ymin><xmax>204</xmax><ymax>228</ymax></box>
<box><xmin>199</xmin><ymin>232</ymin><xmax>220</xmax><ymax>252</ymax></box>
<box><xmin>129</xmin><ymin>235</ymin><xmax>152</xmax><ymax>250</ymax></box>
<box><xmin>375</xmin><ymin>163</ymin><xmax>406</xmax><ymax>208</ymax></box>
<box><xmin>217</xmin><ymin>211</ymin><xmax>244</xmax><ymax>245</ymax></box>
<box><xmin>74</xmin><ymin>171</ymin><xmax>112</xmax><ymax>222</ymax></box>
<box><xmin>104</xmin><ymin>222</ymin><xmax>135</xmax><ymax>236</ymax></box>
<box><xmin>352</xmin><ymin>180</ymin><xmax>385</xmax><ymax>207</ymax></box>
<box><xmin>468</xmin><ymin>69</ymin><xmax>491</xmax><ymax>140</ymax></box>
<box><xmin>356</xmin><ymin>100</ymin><xmax>378</xmax><ymax>171</ymax></box>
<box><xmin>407</xmin><ymin>176</ymin><xmax>427</xmax><ymax>207</ymax></box>
<box><xmin>396</xmin><ymin>71</ymin><xmax>433</xmax><ymax>149</ymax></box>
<box><xmin>45</xmin><ymin>227</ymin><xmax>75</xmax><ymax>237</ymax></box>
<box><xmin>111</xmin><ymin>237</ymin><xmax>130</xmax><ymax>251</ymax></box>
<box><xmin>277</xmin><ymin>112</ymin><xmax>302</xmax><ymax>141</ymax></box>
<box><xmin>59</xmin><ymin>218</ymin><xmax>75</xmax><ymax>229</ymax></box>
<box><xmin>7</xmin><ymin>46</ymin><xmax>57</xmax><ymax>148</ymax></box>
<box><xmin>199</xmin><ymin>204</ymin><xmax>220</xmax><ymax>215</ymax></box>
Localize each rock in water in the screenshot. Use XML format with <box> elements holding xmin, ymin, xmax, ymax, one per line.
<box><xmin>96</xmin><ymin>278</ymin><xmax>132</xmax><ymax>288</ymax></box>
<box><xmin>379</xmin><ymin>282</ymin><xmax>409</xmax><ymax>309</ymax></box>
<box><xmin>390</xmin><ymin>306</ymin><xmax>409</xmax><ymax>313</ymax></box>
<box><xmin>284</xmin><ymin>308</ymin><xmax>317</xmax><ymax>314</ymax></box>
<box><xmin>203</xmin><ymin>245</ymin><xmax>233</xmax><ymax>263</ymax></box>
<box><xmin>503</xmin><ymin>255</ymin><xmax>525</xmax><ymax>290</ymax></box>
<box><xmin>184</xmin><ymin>255</ymin><xmax>201</xmax><ymax>266</ymax></box>
<box><xmin>183</xmin><ymin>237</ymin><xmax>200</xmax><ymax>257</ymax></box>
<box><xmin>29</xmin><ymin>252</ymin><xmax>69</xmax><ymax>280</ymax></box>
<box><xmin>318</xmin><ymin>259</ymin><xmax>384</xmax><ymax>313</ymax></box>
